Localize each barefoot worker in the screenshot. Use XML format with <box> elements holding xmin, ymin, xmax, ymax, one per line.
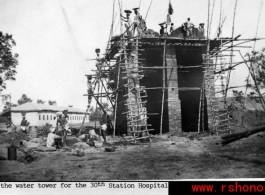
<box><xmin>46</xmin><ymin>123</ymin><xmax>62</xmax><ymax>149</ymax></box>
<box><xmin>100</xmin><ymin>111</ymin><xmax>108</xmax><ymax>143</ymax></box>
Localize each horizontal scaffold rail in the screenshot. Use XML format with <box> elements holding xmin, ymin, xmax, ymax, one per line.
<box><xmin>143</xmin><ymin>87</ymin><xmax>201</xmax><ymax>91</ymax></box>
<box><xmin>83</xmin><ymin>92</ymin><xmax>115</xmax><ymax>96</ymax></box>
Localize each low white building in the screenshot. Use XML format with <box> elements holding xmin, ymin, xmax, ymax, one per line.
<box><xmin>11</xmin><ymin>103</ymin><xmax>89</xmax><ymax>127</ymax></box>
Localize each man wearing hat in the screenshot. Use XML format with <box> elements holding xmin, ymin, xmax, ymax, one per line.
<box><xmin>170</xmin><ymin>23</ymin><xmax>175</xmax><ymax>34</ymax></box>
<box><xmin>46</xmin><ymin>122</ymin><xmax>62</xmax><ymax>149</ymax></box>
<box><xmin>95</xmin><ymin>48</ymin><xmax>102</xmax><ymax>68</ymax></box>
<box><xmin>121</xmin><ymin>10</ymin><xmax>132</xmax><ymax>36</ymax></box>
<box><xmin>20</xmin><ymin>113</ymin><xmax>30</xmax><ymax>134</ymax></box>
<box><xmin>159</xmin><ymin>22</ymin><xmax>167</xmax><ymax>36</ymax></box>
<box><xmin>56</xmin><ymin>112</ymin><xmax>67</xmax><ymax>147</ymax></box>
<box><xmin>132</xmin><ymin>8</ymin><xmax>141</xmax><ymax>36</ymax></box>
<box><xmin>199</xmin><ymin>23</ymin><xmax>205</xmax><ymax>32</ymax></box>
<box><xmin>63</xmin><ymin>109</ymin><xmax>71</xmax><ymax>133</ymax></box>
<box><xmin>182</xmin><ymin>18</ymin><xmax>194</xmax><ymax>37</ymax></box>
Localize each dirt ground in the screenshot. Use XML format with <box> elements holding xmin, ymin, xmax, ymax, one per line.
<box><xmin>0</xmin><ymin>129</ymin><xmax>265</xmax><ymax>181</ymax></box>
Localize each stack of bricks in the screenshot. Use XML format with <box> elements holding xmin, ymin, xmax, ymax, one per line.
<box><xmin>202</xmin><ymin>54</ymin><xmax>215</xmax><ymax>132</ymax></box>
<box><xmin>166</xmin><ymin>46</ymin><xmax>182</xmax><ymax>134</ymax></box>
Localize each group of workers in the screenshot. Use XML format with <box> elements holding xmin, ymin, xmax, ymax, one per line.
<box><xmin>159</xmin><ymin>18</ymin><xmax>205</xmax><ymax>37</ymax></box>
<box><xmin>46</xmin><ymin>110</ymin><xmax>70</xmax><ymax>148</ymax></box>
<box><xmin>46</xmin><ymin>110</ymin><xmax>111</xmax><ymax>149</ymax></box>
<box><xmin>121</xmin><ymin>7</ymin><xmax>147</xmax><ymax>37</ymax></box>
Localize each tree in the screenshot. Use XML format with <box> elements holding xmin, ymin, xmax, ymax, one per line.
<box><xmin>48</xmin><ymin>100</ymin><xmax>57</xmax><ymax>106</ymax></box>
<box><xmin>3</xmin><ymin>101</ymin><xmax>17</xmax><ymax>112</ymax></box>
<box><xmin>0</xmin><ymin>32</ymin><xmax>19</xmax><ymax>92</ymax></box>
<box><xmin>1</xmin><ymin>94</ymin><xmax>17</xmax><ymax>112</ymax></box>
<box><xmin>37</xmin><ymin>99</ymin><xmax>45</xmax><ymax>104</ymax></box>
<box><xmin>89</xmin><ymin>103</ymin><xmax>113</xmax><ymax>121</ymax></box>
<box><xmin>246</xmin><ymin>48</ymin><xmax>265</xmax><ymax>90</ymax></box>
<box><xmin>17</xmin><ymin>94</ymin><xmax>33</xmax><ymax>105</ymax></box>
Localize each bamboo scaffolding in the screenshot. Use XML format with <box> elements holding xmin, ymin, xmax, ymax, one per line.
<box><xmin>238</xmin><ymin>51</ymin><xmax>265</xmax><ymax>111</ymax></box>
<box><xmin>113</xmin><ymin>57</ymin><xmax>121</xmax><ymax>137</ymax></box>
<box><xmin>202</xmin><ymin>81</ymin><xmax>205</xmax><ymax>132</ymax></box>
<box><xmin>198</xmin><ymin>83</ymin><xmax>203</xmax><ymax>133</ymax></box>
<box><xmin>160</xmin><ymin>39</ymin><xmax>166</xmax><ymax>135</ymax></box>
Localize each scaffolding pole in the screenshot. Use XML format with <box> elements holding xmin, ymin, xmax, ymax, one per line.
<box><xmin>160</xmin><ymin>39</ymin><xmax>166</xmax><ymax>135</ymax></box>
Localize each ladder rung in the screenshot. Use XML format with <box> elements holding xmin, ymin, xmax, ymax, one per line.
<box><xmin>128</xmin><ymin>124</ymin><xmax>152</xmax><ymax>127</ymax></box>
<box><xmin>214</xmin><ymin>118</ymin><xmax>230</xmax><ymax>122</ymax></box>
<box><xmin>128</xmin><ymin>117</ymin><xmax>149</xmax><ymax>122</ymax></box>
<box><xmin>123</xmin><ymin>135</ymin><xmax>153</xmax><ymax>142</ymax></box>
<box><xmin>212</xmin><ymin>109</ymin><xmax>228</xmax><ymax>112</ymax></box>
<box><xmin>125</xmin><ymin>101</ymin><xmax>147</xmax><ymax>105</ymax></box>
<box><xmin>215</xmin><ymin>112</ymin><xmax>229</xmax><ymax>117</ymax></box>
<box><xmin>130</xmin><ymin>129</ymin><xmax>154</xmax><ymax>133</ymax></box>
<box><xmin>216</xmin><ymin>128</ymin><xmax>231</xmax><ymax>132</ymax></box>
<box><xmin>215</xmin><ymin>123</ymin><xmax>230</xmax><ymax>127</ymax></box>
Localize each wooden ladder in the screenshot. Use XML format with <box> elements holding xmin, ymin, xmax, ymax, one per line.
<box><xmin>203</xmin><ymin>51</ymin><xmax>231</xmax><ymax>135</ymax></box>
<box><xmin>121</xmin><ymin>35</ymin><xmax>153</xmax><ymax>144</ymax></box>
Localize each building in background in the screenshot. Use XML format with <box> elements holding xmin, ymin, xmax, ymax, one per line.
<box><xmin>7</xmin><ymin>103</ymin><xmax>89</xmax><ymax>127</ymax></box>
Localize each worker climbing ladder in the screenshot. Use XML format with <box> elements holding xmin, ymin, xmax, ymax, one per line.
<box><xmin>121</xmin><ymin>35</ymin><xmax>153</xmax><ymax>144</ymax></box>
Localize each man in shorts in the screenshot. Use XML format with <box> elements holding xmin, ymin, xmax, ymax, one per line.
<box><xmin>100</xmin><ymin>111</ymin><xmax>107</xmax><ymax>143</ymax></box>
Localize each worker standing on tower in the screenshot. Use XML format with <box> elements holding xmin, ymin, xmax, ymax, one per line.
<box><xmin>170</xmin><ymin>23</ymin><xmax>175</xmax><ymax>34</ymax></box>
<box><xmin>159</xmin><ymin>22</ymin><xmax>167</xmax><ymax>37</ymax></box>
<box><xmin>132</xmin><ymin>7</ymin><xmax>141</xmax><ymax>36</ymax></box>
<box><xmin>121</xmin><ymin>10</ymin><xmax>132</xmax><ymax>36</ymax></box>
<box><xmin>183</xmin><ymin>18</ymin><xmax>194</xmax><ymax>37</ymax></box>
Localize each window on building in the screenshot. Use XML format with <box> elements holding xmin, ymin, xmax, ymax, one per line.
<box><xmin>43</xmin><ymin>115</ymin><xmax>45</xmax><ymax>120</ymax></box>
<box><xmin>50</xmin><ymin>115</ymin><xmax>52</xmax><ymax>120</ymax></box>
<box><xmin>47</xmin><ymin>115</ymin><xmax>48</xmax><ymax>120</ymax></box>
<box><xmin>39</xmin><ymin>115</ymin><xmax>41</xmax><ymax>120</ymax></box>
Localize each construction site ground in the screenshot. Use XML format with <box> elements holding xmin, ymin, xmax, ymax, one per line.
<box><xmin>0</xmin><ymin>128</ymin><xmax>265</xmax><ymax>181</ymax></box>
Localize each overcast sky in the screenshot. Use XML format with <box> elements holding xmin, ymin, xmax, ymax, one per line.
<box><xmin>0</xmin><ymin>0</ymin><xmax>264</xmax><ymax>110</ymax></box>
